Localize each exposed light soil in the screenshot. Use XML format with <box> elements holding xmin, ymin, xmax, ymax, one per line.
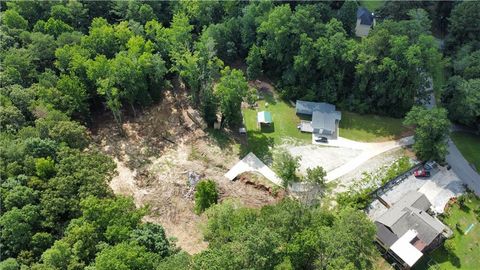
<box><xmin>91</xmin><ymin>88</ymin><xmax>279</xmax><ymax>254</ymax></box>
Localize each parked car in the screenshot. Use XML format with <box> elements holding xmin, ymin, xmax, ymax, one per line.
<box><xmin>414</xmin><ymin>168</ymin><xmax>431</xmax><ymax>177</ymax></box>
<box><xmin>315</xmin><ymin>136</ymin><xmax>328</xmax><ymax>143</ymax></box>
<box><xmin>424</xmin><ymin>161</ymin><xmax>437</xmax><ymax>170</ymax></box>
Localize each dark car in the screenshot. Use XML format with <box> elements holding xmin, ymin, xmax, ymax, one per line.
<box><xmin>315</xmin><ymin>136</ymin><xmax>328</xmax><ymax>143</ymax></box>
<box><xmin>414</xmin><ymin>168</ymin><xmax>431</xmax><ymax>177</ymax></box>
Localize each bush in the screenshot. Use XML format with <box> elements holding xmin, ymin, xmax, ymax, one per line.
<box><xmin>273</xmin><ymin>150</ymin><xmax>300</xmax><ymax>187</ymax></box>
<box><xmin>304</xmin><ymin>166</ymin><xmax>326</xmax><ymax>186</ymax></box>
<box><xmin>195</xmin><ymin>179</ymin><xmax>218</xmax><ymax>214</ymax></box>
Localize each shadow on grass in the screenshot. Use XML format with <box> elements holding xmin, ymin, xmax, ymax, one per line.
<box><xmin>240</xmin><ymin>131</ymin><xmax>274</xmax><ymax>162</ymax></box>
<box><xmin>206</xmin><ymin>128</ymin><xmax>238</xmax><ymax>153</ymax></box>
<box><xmin>260</xmin><ymin>91</ymin><xmax>277</xmax><ymax>106</ymax></box>
<box><xmin>340</xmin><ymin>112</ymin><xmax>410</xmax><ymax>140</ymax></box>
<box><xmin>259</xmin><ymin>122</ymin><xmax>275</xmax><ymax>133</ymax></box>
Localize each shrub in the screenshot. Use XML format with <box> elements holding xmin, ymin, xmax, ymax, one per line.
<box><xmin>195</xmin><ymin>179</ymin><xmax>218</xmax><ymax>214</ymax></box>
<box><xmin>273</xmin><ymin>150</ymin><xmax>300</xmax><ymax>187</ymax></box>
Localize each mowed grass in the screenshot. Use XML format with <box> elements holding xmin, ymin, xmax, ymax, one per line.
<box><xmin>415</xmin><ymin>194</ymin><xmax>480</xmax><ymax>269</ymax></box>
<box><xmin>451</xmin><ymin>132</ymin><xmax>480</xmax><ymax>170</ymax></box>
<box><xmin>243</xmin><ymin>93</ymin><xmax>310</xmax><ymax>159</ymax></box>
<box><xmin>360</xmin><ymin>0</ymin><xmax>384</xmax><ymax>11</ymax></box>
<box><xmin>339</xmin><ymin>111</ymin><xmax>411</xmax><ymax>142</ymax></box>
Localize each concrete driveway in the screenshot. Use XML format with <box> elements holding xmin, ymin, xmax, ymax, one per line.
<box><xmin>322</xmin><ymin>136</ymin><xmax>414</xmax><ymax>181</ymax></box>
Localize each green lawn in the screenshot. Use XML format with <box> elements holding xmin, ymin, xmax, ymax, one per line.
<box><xmin>242</xmin><ymin>93</ymin><xmax>310</xmax><ymax>159</ymax></box>
<box><xmin>415</xmin><ymin>194</ymin><xmax>480</xmax><ymax>270</ymax></box>
<box><xmin>360</xmin><ymin>0</ymin><xmax>385</xmax><ymax>11</ymax></box>
<box><xmin>339</xmin><ymin>112</ymin><xmax>411</xmax><ymax>142</ymax></box>
<box><xmin>451</xmin><ymin>132</ymin><xmax>480</xmax><ymax>170</ymax></box>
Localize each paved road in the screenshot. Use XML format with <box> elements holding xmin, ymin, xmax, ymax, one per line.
<box><xmin>446</xmin><ymin>140</ymin><xmax>480</xmax><ymax>196</ymax></box>
<box><xmin>424</xmin><ymin>90</ymin><xmax>480</xmax><ymax>196</ymax></box>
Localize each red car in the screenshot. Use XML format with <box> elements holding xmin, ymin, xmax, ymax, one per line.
<box><xmin>414</xmin><ymin>168</ymin><xmax>431</xmax><ymax>177</ymax></box>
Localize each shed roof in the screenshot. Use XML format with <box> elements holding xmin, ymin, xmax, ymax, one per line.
<box><xmin>257</xmin><ymin>111</ymin><xmax>272</xmax><ymax>123</ymax></box>
<box><xmin>357</xmin><ymin>7</ymin><xmax>374</xmax><ymax>26</ymax></box>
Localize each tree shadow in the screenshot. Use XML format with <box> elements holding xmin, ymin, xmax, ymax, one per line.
<box><xmin>240</xmin><ymin>131</ymin><xmax>274</xmax><ymax>163</ymax></box>
<box><xmin>206</xmin><ymin>128</ymin><xmax>236</xmax><ymax>151</ymax></box>
<box><xmin>259</xmin><ymin>122</ymin><xmax>275</xmax><ymax>133</ymax></box>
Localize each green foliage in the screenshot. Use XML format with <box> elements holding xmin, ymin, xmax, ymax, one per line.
<box><xmin>273</xmin><ymin>150</ymin><xmax>300</xmax><ymax>187</ymax></box>
<box><xmin>404</xmin><ymin>106</ymin><xmax>450</xmax><ymax>161</ymax></box>
<box><xmin>304</xmin><ymin>166</ymin><xmax>327</xmax><ymax>186</ymax></box>
<box><xmin>246</xmin><ymin>45</ymin><xmax>263</xmax><ymax>80</ymax></box>
<box><xmin>93</xmin><ymin>242</ymin><xmax>160</xmax><ymax>270</ymax></box>
<box><xmin>337</xmin><ymin>157</ymin><xmax>411</xmax><ymax>209</ymax></box>
<box><xmin>0</xmin><ymin>258</ymin><xmax>20</xmax><ymax>270</ymax></box>
<box><xmin>156</xmin><ymin>251</ymin><xmax>192</xmax><ymax>270</ymax></box>
<box><xmin>195</xmin><ymin>199</ymin><xmax>376</xmax><ymax>269</ymax></box>
<box><xmin>195</xmin><ymin>179</ymin><xmax>219</xmax><ymax>214</ymax></box>
<box><xmin>442</xmin><ymin>76</ymin><xmax>480</xmax><ymax>127</ymax></box>
<box><xmin>216</xmin><ymin>67</ymin><xmax>248</xmax><ymax>127</ymax></box>
<box><xmin>447</xmin><ymin>1</ymin><xmax>480</xmax><ymax>49</ymax></box>
<box><xmin>131</xmin><ymin>222</ymin><xmax>170</xmax><ymax>258</ymax></box>
<box><xmin>3</xmin><ymin>185</ymin><xmax>38</xmax><ymax>211</ymax></box>
<box><xmin>35</xmin><ymin>157</ymin><xmax>56</xmax><ymax>179</ymax></box>
<box><xmin>0</xmin><ymin>205</ymin><xmax>40</xmax><ymax>258</ymax></box>
<box><xmin>2</xmin><ymin>9</ymin><xmax>28</xmax><ymax>30</ymax></box>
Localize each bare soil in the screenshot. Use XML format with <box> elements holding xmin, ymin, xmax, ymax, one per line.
<box><xmin>91</xmin><ymin>87</ymin><xmax>279</xmax><ymax>254</ymax></box>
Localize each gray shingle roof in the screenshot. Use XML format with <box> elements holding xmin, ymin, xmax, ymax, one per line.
<box><xmin>295</xmin><ymin>101</ymin><xmax>341</xmax><ymax>133</ymax></box>
<box><xmin>295</xmin><ymin>101</ymin><xmax>337</xmax><ymax>115</ymax></box>
<box><xmin>376</xmin><ymin>191</ymin><xmax>447</xmax><ymax>247</ymax></box>
<box><xmin>357</xmin><ymin>7</ymin><xmax>374</xmax><ymax>26</ymax></box>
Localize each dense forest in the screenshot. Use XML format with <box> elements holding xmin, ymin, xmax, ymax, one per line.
<box><xmin>1</xmin><ymin>0</ymin><xmax>479</xmax><ymax>269</ymax></box>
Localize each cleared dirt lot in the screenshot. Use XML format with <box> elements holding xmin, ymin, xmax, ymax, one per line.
<box><xmin>92</xmin><ymin>90</ymin><xmax>280</xmax><ymax>254</ymax></box>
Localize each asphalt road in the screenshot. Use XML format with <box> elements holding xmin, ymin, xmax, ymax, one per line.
<box><xmin>446</xmin><ymin>139</ymin><xmax>480</xmax><ymax>196</ymax></box>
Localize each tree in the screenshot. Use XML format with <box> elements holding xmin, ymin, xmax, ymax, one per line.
<box><xmin>35</xmin><ymin>157</ymin><xmax>56</xmax><ymax>180</ymax></box>
<box><xmin>304</xmin><ymin>166</ymin><xmax>327</xmax><ymax>186</ymax></box>
<box><xmin>315</xmin><ymin>208</ymin><xmax>376</xmax><ymax>269</ymax></box>
<box><xmin>404</xmin><ymin>106</ymin><xmax>450</xmax><ymax>161</ymax></box>
<box><xmin>3</xmin><ymin>185</ymin><xmax>38</xmax><ymax>211</ymax></box>
<box><xmin>0</xmin><ymin>258</ymin><xmax>20</xmax><ymax>270</ymax></box>
<box><xmin>246</xmin><ymin>45</ymin><xmax>262</xmax><ymax>80</ymax></box>
<box><xmin>93</xmin><ymin>242</ymin><xmax>160</xmax><ymax>270</ymax></box>
<box><xmin>336</xmin><ymin>0</ymin><xmax>357</xmax><ymax>36</ymax></box>
<box><xmin>195</xmin><ymin>179</ymin><xmax>218</xmax><ymax>214</ymax></box>
<box><xmin>273</xmin><ymin>150</ymin><xmax>300</xmax><ymax>187</ymax></box>
<box><xmin>131</xmin><ymin>222</ymin><xmax>170</xmax><ymax>258</ymax></box>
<box><xmin>447</xmin><ymin>1</ymin><xmax>480</xmax><ymax>50</ymax></box>
<box><xmin>215</xmin><ymin>67</ymin><xmax>248</xmax><ymax>127</ymax></box>
<box><xmin>0</xmin><ymin>205</ymin><xmax>40</xmax><ymax>258</ymax></box>
<box><xmin>2</xmin><ymin>9</ymin><xmax>28</xmax><ymax>30</ymax></box>
<box><xmin>442</xmin><ymin>77</ymin><xmax>480</xmax><ymax>128</ymax></box>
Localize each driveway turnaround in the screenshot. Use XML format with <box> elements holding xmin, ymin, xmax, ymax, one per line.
<box><xmin>323</xmin><ymin>136</ymin><xmax>414</xmax><ymax>181</ymax></box>
<box><xmin>225</xmin><ymin>152</ymin><xmax>282</xmax><ymax>186</ymax></box>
